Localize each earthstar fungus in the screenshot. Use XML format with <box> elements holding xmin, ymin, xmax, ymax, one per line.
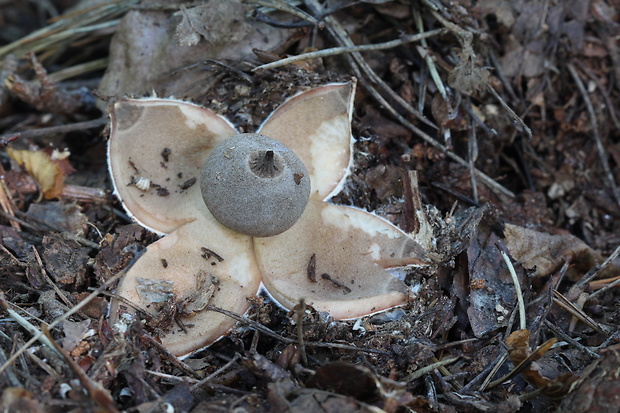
<box><xmin>108</xmin><ymin>81</ymin><xmax>425</xmax><ymax>356</ymax></box>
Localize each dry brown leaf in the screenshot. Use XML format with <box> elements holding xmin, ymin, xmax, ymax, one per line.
<box><xmin>503</xmin><ymin>223</ymin><xmax>601</xmax><ymax>277</ymax></box>
<box><xmin>506</xmin><ymin>329</ymin><xmax>555</xmax><ymax>390</ymax></box>
<box><xmin>6</xmin><ymin>147</ymin><xmax>74</xmax><ymax>199</ymax></box>
<box><xmin>506</xmin><ymin>329</ymin><xmax>576</xmax><ymax>399</ymax></box>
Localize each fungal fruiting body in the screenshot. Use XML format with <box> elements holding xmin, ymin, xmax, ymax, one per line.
<box><xmin>200</xmin><ymin>133</ymin><xmax>311</xmax><ymax>237</ymax></box>
<box><xmin>108</xmin><ymin>80</ymin><xmax>428</xmax><ymax>357</ymax></box>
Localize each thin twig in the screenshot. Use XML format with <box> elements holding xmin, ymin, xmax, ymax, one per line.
<box><xmin>588</xmin><ymin>276</ymin><xmax>620</xmax><ymax>301</ymax></box>
<box><xmin>11</xmin><ymin>210</ymin><xmax>100</xmax><ymax>249</ymax></box>
<box><xmin>544</xmin><ymin>320</ymin><xmax>600</xmax><ymax>359</ymax></box>
<box><xmin>413</xmin><ymin>7</ymin><xmax>451</xmax><ymax>111</ymax></box>
<box><xmin>576</xmin><ymin>243</ymin><xmax>620</xmax><ymax>288</ymax></box>
<box><xmin>243</xmin><ymin>0</ymin><xmax>321</xmax><ymax>27</ymax></box>
<box><xmin>0</xmin><ymin>176</ymin><xmax>19</xmax><ymax>231</ymax></box>
<box><xmin>552</xmin><ymin>290</ymin><xmax>605</xmax><ymax>333</ymax></box>
<box><xmin>457</xmin><ymin>350</ymin><xmax>505</xmax><ymax>392</ymax></box>
<box><xmin>297</xmin><ymin>299</ymin><xmax>308</xmax><ymax>366</ymax></box>
<box><xmin>479</xmin><ymin>353</ymin><xmax>509</xmax><ymax>391</ymax></box>
<box><xmin>253</xmin><ymin>29</ymin><xmax>444</xmax><ymax>71</ymax></box>
<box><xmin>498</xmin><ymin>244</ymin><xmax>526</xmax><ymax>330</ymax></box>
<box><xmin>0</xmin><ymin>268</ymin><xmax>127</xmax><ymax>377</ymax></box>
<box><xmin>486</xmin><ymin>85</ymin><xmax>533</xmax><ymax>140</ymax></box>
<box><xmin>485</xmin><ymin>337</ymin><xmax>557</xmax><ymax>390</ymax></box>
<box><xmin>303</xmin><ymin>0</ymin><xmax>436</xmax><ymax>129</ymax></box>
<box><xmin>573</xmin><ymin>59</ymin><xmax>620</xmax><ymax>130</ymax></box>
<box><xmin>302</xmin><ymin>0</ymin><xmax>514</xmax><ymax>198</ymax></box>
<box><xmin>469</xmin><ymin>117</ymin><xmax>479</xmax><ymax>203</ymax></box>
<box><xmin>190</xmin><ymin>353</ymin><xmax>241</xmax><ymax>391</ymax></box>
<box><xmin>567</xmin><ymin>62</ymin><xmax>620</xmax><ymax>206</ymax></box>
<box><xmin>372</xmin><ymin>82</ymin><xmax>515</xmax><ymax>198</ymax></box>
<box><xmin>0</xmin><ymin>117</ymin><xmax>107</xmax><ymax>141</ymax></box>
<box><xmin>48</xmin><ymin>58</ymin><xmax>109</xmax><ymax>83</ymax></box>
<box><xmin>205</xmin><ymin>305</ymin><xmax>390</xmax><ymax>355</ymax></box>
<box><xmin>402</xmin><ymin>357</ymin><xmax>459</xmax><ymax>382</ymax></box>
<box><xmin>0</xmin><ymin>293</ymin><xmax>61</xmax><ymax>356</ymax></box>
<box><xmin>0</xmin><ymin>0</ymin><xmax>131</xmax><ymax>60</ymax></box>
<box><xmin>32</xmin><ymin>245</ymin><xmax>75</xmax><ymax>309</ymax></box>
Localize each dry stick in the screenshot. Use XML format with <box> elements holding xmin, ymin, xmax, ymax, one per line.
<box><xmin>403</xmin><ymin>356</ymin><xmax>459</xmax><ymax>382</ymax></box>
<box><xmin>190</xmin><ymin>353</ymin><xmax>241</xmax><ymax>391</ymax></box>
<box><xmin>552</xmin><ymin>290</ymin><xmax>605</xmax><ymax>334</ymax></box>
<box><xmin>245</xmin><ymin>0</ymin><xmax>321</xmax><ymax>27</ymax></box>
<box><xmin>332</xmin><ymin>22</ymin><xmax>437</xmax><ymax>130</ymax></box>
<box><xmin>42</xmin><ymin>324</ymin><xmax>119</xmax><ymax>413</ymax></box>
<box><xmin>574</xmin><ymin>59</ymin><xmax>620</xmax><ymax>130</ymax></box>
<box><xmin>0</xmin><ymin>345</ymin><xmax>21</xmax><ymax>388</ymax></box>
<box><xmin>588</xmin><ymin>276</ymin><xmax>620</xmax><ymax>301</ymax></box>
<box><xmin>48</xmin><ymin>57</ymin><xmax>109</xmax><ymax>83</ymax></box>
<box><xmin>0</xmin><ymin>269</ymin><xmax>126</xmax><ymax>377</ymax></box>
<box><xmin>544</xmin><ymin>320</ymin><xmax>600</xmax><ymax>359</ymax></box>
<box><xmin>364</xmin><ymin>77</ymin><xmax>514</xmax><ymax>199</ymax></box>
<box><xmin>0</xmin><ymin>117</ymin><xmax>107</xmax><ymax>141</ymax></box>
<box><xmin>575</xmin><ymin>242</ymin><xmax>620</xmax><ymax>289</ymax></box>
<box><xmin>10</xmin><ymin>210</ymin><xmax>100</xmax><ymax>249</ymax></box>
<box><xmin>0</xmin><ymin>0</ymin><xmax>128</xmax><ymax>60</ymax></box>
<box><xmin>253</xmin><ymin>29</ymin><xmax>444</xmax><ymax>72</ymax></box>
<box><xmin>0</xmin><ymin>293</ymin><xmax>61</xmax><ymax>356</ymax></box>
<box><xmin>297</xmin><ymin>299</ymin><xmax>308</xmax><ymax>367</ymax></box>
<box><xmin>498</xmin><ymin>246</ymin><xmax>526</xmax><ymax>330</ymax></box>
<box><xmin>567</xmin><ymin>62</ymin><xmax>620</xmax><ymax>207</ymax></box>
<box><xmin>469</xmin><ymin>118</ymin><xmax>479</xmax><ymax>203</ymax></box>
<box><xmin>485</xmin><ymin>337</ymin><xmax>557</xmax><ymax>390</ymax></box>
<box><xmin>302</xmin><ymin>0</ymin><xmax>514</xmax><ymax>199</ymax></box>
<box><xmin>31</xmin><ymin>245</ymin><xmax>75</xmax><ymax>310</ymax></box>
<box><xmin>0</xmin><ymin>208</ymin><xmax>100</xmax><ymax>249</ymax></box>
<box><xmin>300</xmin><ymin>0</ymin><xmax>435</xmax><ymax>130</ymax></box>
<box><xmin>0</xmin><ymin>179</ymin><xmax>19</xmax><ymax>231</ymax></box>
<box><xmin>413</xmin><ymin>7</ymin><xmax>451</xmax><ymax>110</ymax></box>
<box><xmin>458</xmin><ymin>350</ymin><xmax>506</xmax><ymax>392</ymax></box>
<box><xmin>486</xmin><ymin>85</ymin><xmax>533</xmax><ymax>140</ymax></box>
<box><xmin>204</xmin><ymin>305</ymin><xmax>390</xmax><ymax>355</ymax></box>
<box><xmin>422</xmin><ymin>0</ymin><xmax>531</xmax><ymax>143</ymax></box>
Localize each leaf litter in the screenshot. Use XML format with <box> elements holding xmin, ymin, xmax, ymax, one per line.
<box><xmin>0</xmin><ymin>0</ymin><xmax>619</xmax><ymax>412</ymax></box>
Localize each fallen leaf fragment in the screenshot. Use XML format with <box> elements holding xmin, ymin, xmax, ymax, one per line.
<box><xmin>6</xmin><ymin>147</ymin><xmax>74</xmax><ymax>199</ymax></box>
<box><xmin>503</xmin><ymin>223</ymin><xmax>601</xmax><ymax>277</ymax></box>
<box><xmin>506</xmin><ymin>329</ymin><xmax>575</xmax><ymax>398</ymax></box>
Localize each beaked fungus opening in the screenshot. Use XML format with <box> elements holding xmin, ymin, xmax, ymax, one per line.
<box><xmin>249</xmin><ymin>150</ymin><xmax>282</xmax><ymax>178</ymax></box>
<box><xmin>201</xmin><ymin>133</ymin><xmax>311</xmax><ymax>237</ymax></box>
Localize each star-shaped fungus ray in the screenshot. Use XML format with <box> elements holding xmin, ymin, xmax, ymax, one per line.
<box><xmin>107</xmin><ymin>80</ymin><xmax>425</xmax><ymax>357</ymax></box>
<box><xmin>108</xmin><ymin>210</ymin><xmax>261</xmax><ymax>356</ymax></box>
<box><xmin>258</xmin><ymin>81</ymin><xmax>355</xmax><ymax>199</ymax></box>
<box><xmin>255</xmin><ymin>199</ymin><xmax>421</xmax><ymax>319</ymax></box>
<box><xmin>108</xmin><ymin>98</ymin><xmax>237</xmax><ymax>234</ymax></box>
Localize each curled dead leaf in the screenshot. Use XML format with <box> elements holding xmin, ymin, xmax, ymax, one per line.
<box><xmin>506</xmin><ymin>329</ymin><xmax>576</xmax><ymax>399</ymax></box>
<box><xmin>6</xmin><ymin>147</ymin><xmax>74</xmax><ymax>199</ymax></box>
